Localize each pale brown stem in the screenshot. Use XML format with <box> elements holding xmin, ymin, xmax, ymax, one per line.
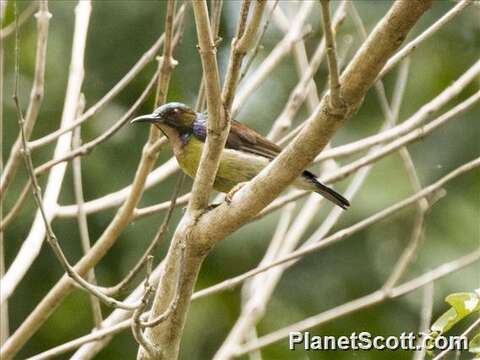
<box><xmin>1</xmin><ymin>0</ymin><xmax>49</xmax><ymax>200</ymax></box>
<box><xmin>72</xmin><ymin>96</ymin><xmax>103</xmax><ymax>328</ymax></box>
<box><xmin>319</xmin><ymin>0</ymin><xmax>342</xmax><ymax>109</ymax></box>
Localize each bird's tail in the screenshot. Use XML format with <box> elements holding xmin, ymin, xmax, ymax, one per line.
<box><xmin>301</xmin><ymin>171</ymin><xmax>350</xmax><ymax>209</ymax></box>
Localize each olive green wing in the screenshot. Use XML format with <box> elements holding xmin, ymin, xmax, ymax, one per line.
<box><xmin>226</xmin><ymin>120</ymin><xmax>281</xmax><ymax>160</ymax></box>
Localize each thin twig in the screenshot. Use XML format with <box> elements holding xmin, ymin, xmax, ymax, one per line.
<box><xmin>232</xmin><ymin>0</ymin><xmax>316</xmax><ymax>117</ymax></box>
<box><xmin>1</xmin><ymin>0</ymin><xmax>50</xmax><ymax>199</ymax></box>
<box><xmin>222</xmin><ymin>0</ymin><xmax>265</xmax><ymax>110</ymax></box>
<box><xmin>268</xmin><ymin>1</ymin><xmax>347</xmax><ymax>141</ymax></box>
<box><xmin>413</xmin><ymin>282</ymin><xmax>434</xmax><ymax>360</ymax></box>
<box><xmin>102</xmin><ymin>174</ymin><xmax>184</xmax><ymax>295</ymax></box>
<box><xmin>0</xmin><ymin>0</ymin><xmax>7</xmax><ymax>345</ymax></box>
<box><xmin>57</xmin><ymin>158</ymin><xmax>179</xmax><ymax>218</ymax></box>
<box><xmin>132</xmin><ymin>257</ymin><xmax>159</xmax><ymax>358</ymax></box>
<box><xmin>72</xmin><ymin>95</ymin><xmax>103</xmax><ymax>328</ymax></box>
<box><xmin>319</xmin><ymin>0</ymin><xmax>342</xmax><ymax>109</ymax></box>
<box><xmin>141</xmin><ymin>243</ymin><xmax>185</xmax><ymax>328</ymax></box>
<box><xmin>238</xmin><ymin>0</ymin><xmax>279</xmax><ymax>83</ymax></box>
<box><xmin>189</xmin><ymin>0</ymin><xmax>227</xmax><ymax>211</ymax></box>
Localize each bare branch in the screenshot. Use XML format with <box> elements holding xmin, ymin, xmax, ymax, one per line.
<box><xmin>72</xmin><ymin>96</ymin><xmax>103</xmax><ymax>328</ymax></box>
<box><xmin>1</xmin><ymin>0</ymin><xmax>50</xmax><ymax>199</ymax></box>
<box><xmin>132</xmin><ymin>257</ymin><xmax>159</xmax><ymax>358</ymax></box>
<box><xmin>238</xmin><ymin>0</ymin><xmax>279</xmax><ymax>83</ymax></box>
<box><xmin>413</xmin><ymin>283</ymin><xmax>434</xmax><ymax>360</ymax></box>
<box><xmin>141</xmin><ymin>244</ymin><xmax>185</xmax><ymax>328</ymax></box>
<box><xmin>188</xmin><ymin>0</ymin><xmax>227</xmax><ymax>211</ymax></box>
<box><xmin>56</xmin><ymin>158</ymin><xmax>179</xmax><ymax>218</ymax></box>
<box><xmin>222</xmin><ymin>0</ymin><xmax>266</xmax><ymax>110</ymax></box>
<box><xmin>319</xmin><ymin>0</ymin><xmax>342</xmax><ymax>109</ymax></box>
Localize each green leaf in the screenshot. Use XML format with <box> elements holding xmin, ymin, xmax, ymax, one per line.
<box><xmin>446</xmin><ymin>293</ymin><xmax>480</xmax><ymax>313</ymax></box>
<box><xmin>431</xmin><ymin>292</ymin><xmax>480</xmax><ymax>334</ymax></box>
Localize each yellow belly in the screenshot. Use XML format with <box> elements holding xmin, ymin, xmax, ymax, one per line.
<box><xmin>175</xmin><ymin>137</ymin><xmax>269</xmax><ymax>192</ymax></box>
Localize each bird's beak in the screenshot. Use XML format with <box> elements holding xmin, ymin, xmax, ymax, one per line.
<box><xmin>130</xmin><ymin>113</ymin><xmax>160</xmax><ymax>125</ymax></box>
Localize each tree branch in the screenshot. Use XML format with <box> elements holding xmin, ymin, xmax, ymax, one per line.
<box><xmin>319</xmin><ymin>0</ymin><xmax>342</xmax><ymax>109</ymax></box>
<box><xmin>1</xmin><ymin>0</ymin><xmax>49</xmax><ymax>199</ymax></box>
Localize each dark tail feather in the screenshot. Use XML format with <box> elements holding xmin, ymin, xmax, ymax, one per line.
<box><xmin>303</xmin><ymin>171</ymin><xmax>350</xmax><ymax>209</ymax></box>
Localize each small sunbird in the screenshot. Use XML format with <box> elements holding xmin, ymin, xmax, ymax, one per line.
<box><xmin>131</xmin><ymin>102</ymin><xmax>350</xmax><ymax>209</ymax></box>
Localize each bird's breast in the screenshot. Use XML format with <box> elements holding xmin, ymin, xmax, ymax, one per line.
<box><xmin>175</xmin><ymin>136</ymin><xmax>204</xmax><ymax>179</ymax></box>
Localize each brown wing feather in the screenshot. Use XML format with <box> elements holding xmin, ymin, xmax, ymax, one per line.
<box><xmin>226</xmin><ymin>120</ymin><xmax>281</xmax><ymax>160</ymax></box>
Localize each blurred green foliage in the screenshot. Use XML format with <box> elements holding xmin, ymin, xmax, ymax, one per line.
<box><xmin>2</xmin><ymin>1</ymin><xmax>479</xmax><ymax>359</ymax></box>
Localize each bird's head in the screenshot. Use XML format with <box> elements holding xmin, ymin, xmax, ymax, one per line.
<box><xmin>130</xmin><ymin>102</ymin><xmax>197</xmax><ymax>132</ymax></box>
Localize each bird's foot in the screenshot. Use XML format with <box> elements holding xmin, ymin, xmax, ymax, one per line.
<box><xmin>225</xmin><ymin>182</ymin><xmax>248</xmax><ymax>204</ymax></box>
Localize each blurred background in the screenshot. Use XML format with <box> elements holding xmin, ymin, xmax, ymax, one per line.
<box><xmin>1</xmin><ymin>1</ymin><xmax>479</xmax><ymax>359</ymax></box>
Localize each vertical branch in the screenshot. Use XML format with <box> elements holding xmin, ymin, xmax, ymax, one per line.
<box><xmin>190</xmin><ymin>0</ymin><xmax>265</xmax><ymax>211</ymax></box>
<box><xmin>188</xmin><ymin>0</ymin><xmax>226</xmax><ymax>212</ymax></box>
<box><xmin>1</xmin><ymin>0</ymin><xmax>49</xmax><ymax>199</ymax></box>
<box><xmin>222</xmin><ymin>0</ymin><xmax>266</xmax><ymax>110</ymax></box>
<box><xmin>72</xmin><ymin>95</ymin><xmax>103</xmax><ymax>328</ymax></box>
<box><xmin>155</xmin><ymin>0</ymin><xmax>177</xmax><ymax>107</ymax></box>
<box><xmin>319</xmin><ymin>0</ymin><xmax>342</xmax><ymax>109</ymax></box>
<box><xmin>413</xmin><ymin>283</ymin><xmax>434</xmax><ymax>360</ymax></box>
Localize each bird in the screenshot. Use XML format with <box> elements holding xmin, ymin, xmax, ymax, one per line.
<box><xmin>130</xmin><ymin>102</ymin><xmax>350</xmax><ymax>209</ymax></box>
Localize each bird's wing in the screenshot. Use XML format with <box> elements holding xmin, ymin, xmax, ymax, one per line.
<box><xmin>225</xmin><ymin>120</ymin><xmax>281</xmax><ymax>160</ymax></box>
